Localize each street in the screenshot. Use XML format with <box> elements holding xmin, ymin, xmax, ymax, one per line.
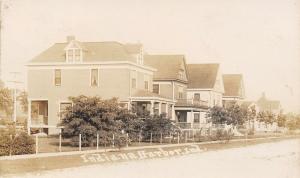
<box><xmin>7</xmin><ymin>138</ymin><xmax>300</xmax><ymax>178</ymax></box>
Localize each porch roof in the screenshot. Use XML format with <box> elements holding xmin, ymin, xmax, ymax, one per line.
<box><xmin>130</xmin><ymin>90</ymin><xmax>174</xmax><ymax>103</ymax></box>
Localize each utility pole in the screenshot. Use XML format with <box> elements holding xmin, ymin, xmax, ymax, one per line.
<box><xmin>7</xmin><ymin>72</ymin><xmax>22</xmax><ymax>123</ymax></box>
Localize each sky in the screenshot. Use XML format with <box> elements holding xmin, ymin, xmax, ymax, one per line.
<box><xmin>1</xmin><ymin>0</ymin><xmax>300</xmax><ymax>113</ymax></box>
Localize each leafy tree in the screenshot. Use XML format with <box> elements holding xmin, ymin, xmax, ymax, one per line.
<box><xmin>226</xmin><ymin>104</ymin><xmax>248</xmax><ymax>126</ymax></box>
<box><xmin>17</xmin><ymin>90</ymin><xmax>28</xmax><ymax>113</ymax></box>
<box><xmin>276</xmin><ymin>112</ymin><xmax>287</xmax><ymax>127</ymax></box>
<box><xmin>0</xmin><ymin>88</ymin><xmax>13</xmax><ymax>118</ymax></box>
<box><xmin>257</xmin><ymin>111</ymin><xmax>276</xmax><ymax>128</ymax></box>
<box><xmin>207</xmin><ymin>106</ymin><xmax>229</xmax><ymax>126</ymax></box>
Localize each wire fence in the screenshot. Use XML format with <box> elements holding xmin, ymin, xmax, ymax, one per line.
<box><xmin>31</xmin><ymin>129</ymin><xmax>217</xmax><ymax>154</ymax></box>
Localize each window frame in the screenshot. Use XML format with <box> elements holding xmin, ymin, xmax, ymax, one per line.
<box><xmin>59</xmin><ymin>102</ymin><xmax>73</xmax><ymax>120</ymax></box>
<box><xmin>194</xmin><ymin>113</ymin><xmax>200</xmax><ymax>123</ymax></box>
<box><xmin>153</xmin><ymin>84</ymin><xmax>160</xmax><ymax>94</ymax></box>
<box><xmin>90</xmin><ymin>68</ymin><xmax>99</xmax><ymax>87</ymax></box>
<box><xmin>54</xmin><ymin>69</ymin><xmax>61</xmax><ymax>86</ymax></box>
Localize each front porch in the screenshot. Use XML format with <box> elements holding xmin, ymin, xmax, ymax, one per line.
<box><xmin>129</xmin><ymin>90</ymin><xmax>175</xmax><ymax>119</ymax></box>
<box><xmin>175</xmin><ymin>99</ymin><xmax>209</xmax><ymax>129</ymax></box>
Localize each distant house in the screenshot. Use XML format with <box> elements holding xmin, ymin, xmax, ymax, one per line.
<box><xmin>222</xmin><ymin>74</ymin><xmax>245</xmax><ymax>108</ymax></box>
<box><xmin>187</xmin><ymin>64</ymin><xmax>224</xmax><ymax>108</ymax></box>
<box><xmin>27</xmin><ymin>36</ymin><xmax>174</xmax><ymax>135</ymax></box>
<box><xmin>144</xmin><ymin>55</ymin><xmax>209</xmax><ymax>129</ymax></box>
<box><xmin>257</xmin><ymin>93</ymin><xmax>281</xmax><ymax>116</ymax></box>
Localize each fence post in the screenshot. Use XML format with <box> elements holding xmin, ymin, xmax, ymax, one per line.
<box><xmin>96</xmin><ymin>133</ymin><xmax>99</xmax><ymax>150</ymax></box>
<box><xmin>185</xmin><ymin>132</ymin><xmax>187</xmax><ymax>143</ymax></box>
<box><xmin>59</xmin><ymin>133</ymin><xmax>62</xmax><ymax>152</ymax></box>
<box><xmin>112</xmin><ymin>134</ymin><xmax>115</xmax><ymax>148</ymax></box>
<box><xmin>126</xmin><ymin>133</ymin><xmax>129</xmax><ymax>148</ymax></box>
<box><xmin>9</xmin><ymin>135</ymin><xmax>12</xmax><ymax>156</ymax></box>
<box><xmin>150</xmin><ymin>132</ymin><xmax>153</xmax><ymax>144</ymax></box>
<box><xmin>169</xmin><ymin>133</ymin><xmax>172</xmax><ymax>144</ymax></box>
<box><xmin>138</xmin><ymin>131</ymin><xmax>141</xmax><ymax>145</ymax></box>
<box><xmin>177</xmin><ymin>132</ymin><xmax>180</xmax><ymax>144</ymax></box>
<box><xmin>35</xmin><ymin>135</ymin><xmax>38</xmax><ymax>154</ymax></box>
<box><xmin>192</xmin><ymin>130</ymin><xmax>195</xmax><ymax>142</ymax></box>
<box><xmin>160</xmin><ymin>132</ymin><xmax>162</xmax><ymax>144</ymax></box>
<box><xmin>79</xmin><ymin>134</ymin><xmax>81</xmax><ymax>151</ymax></box>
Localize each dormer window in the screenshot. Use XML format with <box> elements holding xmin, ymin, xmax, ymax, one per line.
<box><xmin>64</xmin><ymin>36</ymin><xmax>83</xmax><ymax>63</ymax></box>
<box><xmin>178</xmin><ymin>69</ymin><xmax>184</xmax><ymax>80</ymax></box>
<box><xmin>66</xmin><ymin>48</ymin><xmax>82</xmax><ymax>62</ymax></box>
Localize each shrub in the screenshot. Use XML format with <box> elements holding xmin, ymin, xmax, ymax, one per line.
<box><xmin>0</xmin><ymin>130</ymin><xmax>34</xmax><ymax>156</ymax></box>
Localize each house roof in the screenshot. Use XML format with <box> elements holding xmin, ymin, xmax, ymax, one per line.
<box><xmin>29</xmin><ymin>41</ymin><xmax>141</xmax><ymax>63</ymax></box>
<box><xmin>144</xmin><ymin>55</ymin><xmax>188</xmax><ymax>82</ymax></box>
<box><xmin>187</xmin><ymin>64</ymin><xmax>219</xmax><ymax>89</ymax></box>
<box><xmin>257</xmin><ymin>94</ymin><xmax>281</xmax><ymax>111</ymax></box>
<box><xmin>131</xmin><ymin>90</ymin><xmax>172</xmax><ymax>100</ymax></box>
<box><xmin>223</xmin><ymin>74</ymin><xmax>244</xmax><ymax>97</ymax></box>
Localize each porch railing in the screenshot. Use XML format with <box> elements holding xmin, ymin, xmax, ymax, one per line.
<box><xmin>175</xmin><ymin>99</ymin><xmax>208</xmax><ymax>108</ymax></box>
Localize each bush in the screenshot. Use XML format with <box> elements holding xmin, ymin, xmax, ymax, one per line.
<box><xmin>209</xmin><ymin>128</ymin><xmax>233</xmax><ymax>142</ymax></box>
<box><xmin>0</xmin><ymin>130</ymin><xmax>34</xmax><ymax>156</ymax></box>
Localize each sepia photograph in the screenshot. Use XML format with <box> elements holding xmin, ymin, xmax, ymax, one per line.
<box><xmin>0</xmin><ymin>0</ymin><xmax>299</xmax><ymax>177</ymax></box>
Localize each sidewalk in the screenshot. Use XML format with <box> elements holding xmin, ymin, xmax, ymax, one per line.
<box><xmin>1</xmin><ymin>135</ymin><xmax>299</xmax><ymax>176</ymax></box>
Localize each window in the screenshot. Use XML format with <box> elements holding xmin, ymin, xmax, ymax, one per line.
<box><xmin>178</xmin><ymin>87</ymin><xmax>184</xmax><ymax>99</ymax></box>
<box><xmin>178</xmin><ymin>69</ymin><xmax>184</xmax><ymax>80</ymax></box>
<box><xmin>66</xmin><ymin>48</ymin><xmax>82</xmax><ymax>62</ymax></box>
<box><xmin>144</xmin><ymin>81</ymin><xmax>149</xmax><ymax>90</ymax></box>
<box><xmin>194</xmin><ymin>93</ymin><xmax>200</xmax><ymax>101</ymax></box>
<box><xmin>91</xmin><ymin>69</ymin><xmax>99</xmax><ymax>87</ymax></box>
<box><xmin>194</xmin><ymin>113</ymin><xmax>200</xmax><ymax>123</ymax></box>
<box><xmin>132</xmin><ymin>78</ymin><xmax>137</xmax><ymax>89</ymax></box>
<box><xmin>74</xmin><ymin>49</ymin><xmax>81</xmax><ymax>62</ymax></box>
<box><xmin>54</xmin><ymin>69</ymin><xmax>61</xmax><ymax>86</ymax></box>
<box><xmin>60</xmin><ymin>102</ymin><xmax>72</xmax><ymax>120</ymax></box>
<box><xmin>153</xmin><ymin>84</ymin><xmax>159</xmax><ymax>94</ymax></box>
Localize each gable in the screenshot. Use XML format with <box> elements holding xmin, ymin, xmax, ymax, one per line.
<box><xmin>187</xmin><ymin>64</ymin><xmax>219</xmax><ymax>89</ymax></box>
<box><xmin>223</xmin><ymin>74</ymin><xmax>245</xmax><ymax>98</ymax></box>
<box><xmin>144</xmin><ymin>55</ymin><xmax>188</xmax><ymax>83</ymax></box>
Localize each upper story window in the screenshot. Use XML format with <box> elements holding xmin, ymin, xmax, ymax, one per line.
<box><xmin>153</xmin><ymin>84</ymin><xmax>159</xmax><ymax>94</ymax></box>
<box><xmin>67</xmin><ymin>49</ymin><xmax>82</xmax><ymax>62</ymax></box>
<box><xmin>132</xmin><ymin>78</ymin><xmax>137</xmax><ymax>89</ymax></box>
<box><xmin>144</xmin><ymin>81</ymin><xmax>149</xmax><ymax>90</ymax></box>
<box><xmin>91</xmin><ymin>69</ymin><xmax>99</xmax><ymax>87</ymax></box>
<box><xmin>131</xmin><ymin>71</ymin><xmax>137</xmax><ymax>89</ymax></box>
<box><xmin>54</xmin><ymin>69</ymin><xmax>61</xmax><ymax>86</ymax></box>
<box><xmin>194</xmin><ymin>113</ymin><xmax>200</xmax><ymax>123</ymax></box>
<box><xmin>144</xmin><ymin>75</ymin><xmax>149</xmax><ymax>90</ymax></box>
<box><xmin>178</xmin><ymin>87</ymin><xmax>184</xmax><ymax>99</ymax></box>
<box><xmin>178</xmin><ymin>69</ymin><xmax>185</xmax><ymax>80</ymax></box>
<box><xmin>194</xmin><ymin>93</ymin><xmax>200</xmax><ymax>101</ymax></box>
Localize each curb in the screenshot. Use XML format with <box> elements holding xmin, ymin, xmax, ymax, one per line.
<box><xmin>0</xmin><ymin>135</ymin><xmax>298</xmax><ymax>161</ymax></box>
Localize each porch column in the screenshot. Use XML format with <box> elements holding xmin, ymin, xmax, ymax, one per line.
<box><xmin>27</xmin><ymin>99</ymin><xmax>31</xmax><ymax>135</ymax></box>
<box><xmin>158</xmin><ymin>102</ymin><xmax>162</xmax><ymax>115</ymax></box>
<box><xmin>165</xmin><ymin>103</ymin><xmax>168</xmax><ymax>115</ymax></box>
<box><xmin>191</xmin><ymin>110</ymin><xmax>194</xmax><ymax>129</ymax></box>
<box><xmin>171</xmin><ymin>104</ymin><xmax>175</xmax><ymax>120</ymax></box>
<box><xmin>150</xmin><ymin>101</ymin><xmax>154</xmax><ymax>115</ymax></box>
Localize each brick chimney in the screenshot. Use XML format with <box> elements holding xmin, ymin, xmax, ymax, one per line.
<box><xmin>67</xmin><ymin>36</ymin><xmax>75</xmax><ymax>42</ymax></box>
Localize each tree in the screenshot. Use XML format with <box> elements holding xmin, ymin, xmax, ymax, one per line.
<box><xmin>17</xmin><ymin>90</ymin><xmax>28</xmax><ymax>113</ymax></box>
<box><xmin>276</xmin><ymin>112</ymin><xmax>286</xmax><ymax>127</ymax></box>
<box><xmin>226</xmin><ymin>104</ymin><xmax>248</xmax><ymax>126</ymax></box>
<box><xmin>257</xmin><ymin>111</ymin><xmax>276</xmax><ymax>128</ymax></box>
<box><xmin>0</xmin><ymin>87</ymin><xmax>13</xmax><ymax>118</ymax></box>
<box><xmin>207</xmin><ymin>106</ymin><xmax>229</xmax><ymax>126</ymax></box>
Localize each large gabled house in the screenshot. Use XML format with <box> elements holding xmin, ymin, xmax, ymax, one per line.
<box><xmin>222</xmin><ymin>74</ymin><xmax>245</xmax><ymax>108</ymax></box>
<box><xmin>144</xmin><ymin>55</ymin><xmax>209</xmax><ymax>129</ymax></box>
<box><xmin>27</xmin><ymin>36</ymin><xmax>175</xmax><ymax>135</ymax></box>
<box><xmin>187</xmin><ymin>64</ymin><xmax>224</xmax><ymax>107</ymax></box>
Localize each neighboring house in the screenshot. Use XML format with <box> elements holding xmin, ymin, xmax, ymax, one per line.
<box><xmin>185</xmin><ymin>64</ymin><xmax>224</xmax><ymax>128</ymax></box>
<box><xmin>222</xmin><ymin>74</ymin><xmax>245</xmax><ymax>108</ymax></box>
<box><xmin>27</xmin><ymin>36</ymin><xmax>174</xmax><ymax>135</ymax></box>
<box><xmin>144</xmin><ymin>55</ymin><xmax>208</xmax><ymax>129</ymax></box>
<box><xmin>187</xmin><ymin>64</ymin><xmax>224</xmax><ymax>107</ymax></box>
<box><xmin>257</xmin><ymin>93</ymin><xmax>281</xmax><ymax>116</ymax></box>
